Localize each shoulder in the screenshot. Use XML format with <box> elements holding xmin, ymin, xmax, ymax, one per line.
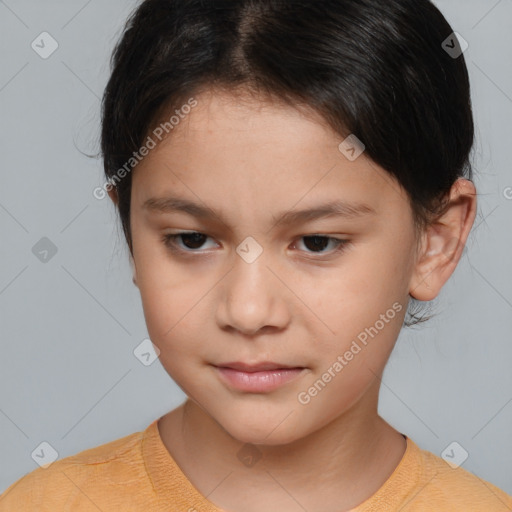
<box><xmin>409</xmin><ymin>442</ymin><xmax>512</xmax><ymax>511</ymax></box>
<box><xmin>0</xmin><ymin>427</ymin><xmax>150</xmax><ymax>511</ymax></box>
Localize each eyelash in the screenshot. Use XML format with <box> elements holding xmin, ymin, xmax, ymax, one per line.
<box><xmin>161</xmin><ymin>232</ymin><xmax>350</xmax><ymax>258</ymax></box>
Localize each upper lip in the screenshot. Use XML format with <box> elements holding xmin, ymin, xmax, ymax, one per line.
<box><xmin>214</xmin><ymin>362</ymin><xmax>304</xmax><ymax>372</ymax></box>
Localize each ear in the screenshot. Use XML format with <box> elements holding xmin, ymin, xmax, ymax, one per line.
<box><xmin>130</xmin><ymin>254</ymin><xmax>138</xmax><ymax>288</ymax></box>
<box><xmin>107</xmin><ymin>185</ymin><xmax>118</xmax><ymax>206</ymax></box>
<box><xmin>107</xmin><ymin>186</ymin><xmax>137</xmax><ymax>287</ymax></box>
<box><xmin>409</xmin><ymin>178</ymin><xmax>477</xmax><ymax>301</ymax></box>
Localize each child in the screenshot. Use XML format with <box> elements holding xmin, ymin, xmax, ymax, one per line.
<box><xmin>2</xmin><ymin>0</ymin><xmax>511</xmax><ymax>510</ymax></box>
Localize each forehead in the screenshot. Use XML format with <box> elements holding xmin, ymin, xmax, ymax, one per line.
<box><xmin>159</xmin><ymin>88</ymin><xmax>339</xmax><ymax>150</ymax></box>
<box><xmin>131</xmin><ymin>90</ymin><xmax>408</xmax><ymax>225</ymax></box>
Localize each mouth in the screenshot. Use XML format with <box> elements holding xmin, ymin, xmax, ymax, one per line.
<box><xmin>212</xmin><ymin>362</ymin><xmax>308</xmax><ymax>392</ymax></box>
<box><xmin>214</xmin><ymin>361</ymin><xmax>305</xmax><ymax>372</ymax></box>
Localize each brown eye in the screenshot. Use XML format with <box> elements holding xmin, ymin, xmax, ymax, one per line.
<box><xmin>162</xmin><ymin>232</ymin><xmax>214</xmax><ymax>252</ymax></box>
<box><xmin>296</xmin><ymin>235</ymin><xmax>348</xmax><ymax>255</ymax></box>
<box><xmin>302</xmin><ymin>235</ymin><xmax>330</xmax><ymax>252</ymax></box>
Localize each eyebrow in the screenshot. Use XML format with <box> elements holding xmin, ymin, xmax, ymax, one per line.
<box><xmin>142</xmin><ymin>195</ymin><xmax>376</xmax><ymax>227</ymax></box>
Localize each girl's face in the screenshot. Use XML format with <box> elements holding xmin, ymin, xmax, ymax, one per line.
<box><xmin>128</xmin><ymin>89</ymin><xmax>420</xmax><ymax>445</ymax></box>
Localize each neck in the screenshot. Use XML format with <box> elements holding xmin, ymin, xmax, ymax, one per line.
<box><xmin>158</xmin><ymin>382</ymin><xmax>406</xmax><ymax>511</ymax></box>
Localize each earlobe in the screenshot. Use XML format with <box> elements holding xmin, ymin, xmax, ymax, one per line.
<box><xmin>408</xmin><ymin>178</ymin><xmax>477</xmax><ymax>301</ymax></box>
<box><xmin>129</xmin><ymin>254</ymin><xmax>138</xmax><ymax>288</ymax></box>
<box><xmin>409</xmin><ymin>231</ymin><xmax>465</xmax><ymax>301</ymax></box>
<box><xmin>107</xmin><ymin>185</ymin><xmax>119</xmax><ymax>206</ymax></box>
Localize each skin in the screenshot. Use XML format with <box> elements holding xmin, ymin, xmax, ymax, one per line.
<box><xmin>108</xmin><ymin>88</ymin><xmax>477</xmax><ymax>512</ymax></box>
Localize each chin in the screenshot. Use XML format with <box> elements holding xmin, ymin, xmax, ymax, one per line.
<box><xmin>216</xmin><ymin>412</ymin><xmax>305</xmax><ymax>447</ymax></box>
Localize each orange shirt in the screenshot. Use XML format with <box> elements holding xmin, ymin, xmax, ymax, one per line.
<box><xmin>1</xmin><ymin>418</ymin><xmax>511</xmax><ymax>511</ymax></box>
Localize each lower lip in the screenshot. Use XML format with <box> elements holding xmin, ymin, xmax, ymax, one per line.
<box><xmin>214</xmin><ymin>366</ymin><xmax>307</xmax><ymax>392</ymax></box>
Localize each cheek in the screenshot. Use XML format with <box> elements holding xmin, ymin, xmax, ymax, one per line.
<box><xmin>298</xmin><ymin>260</ymin><xmax>384</xmax><ymax>336</ymax></box>
<box><xmin>302</xmin><ymin>255</ymin><xmax>406</xmax><ymax>373</ymax></box>
<box><xmin>131</xmin><ymin>227</ymin><xmax>199</xmax><ymax>332</ymax></box>
<box><xmin>139</xmin><ymin>280</ymin><xmax>207</xmax><ymax>352</ymax></box>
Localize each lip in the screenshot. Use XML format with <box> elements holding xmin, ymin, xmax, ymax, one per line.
<box><xmin>216</xmin><ymin>361</ymin><xmax>303</xmax><ymax>372</ymax></box>
<box><xmin>213</xmin><ymin>362</ymin><xmax>307</xmax><ymax>393</ymax></box>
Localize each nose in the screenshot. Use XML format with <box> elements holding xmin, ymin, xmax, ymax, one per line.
<box><xmin>216</xmin><ymin>253</ymin><xmax>290</xmax><ymax>337</ymax></box>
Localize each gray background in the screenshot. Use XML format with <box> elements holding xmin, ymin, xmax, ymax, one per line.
<box><xmin>1</xmin><ymin>0</ymin><xmax>511</xmax><ymax>498</ymax></box>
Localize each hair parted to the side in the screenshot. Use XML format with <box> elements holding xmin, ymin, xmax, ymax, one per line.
<box><xmin>100</xmin><ymin>0</ymin><xmax>475</xmax><ymax>328</ymax></box>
